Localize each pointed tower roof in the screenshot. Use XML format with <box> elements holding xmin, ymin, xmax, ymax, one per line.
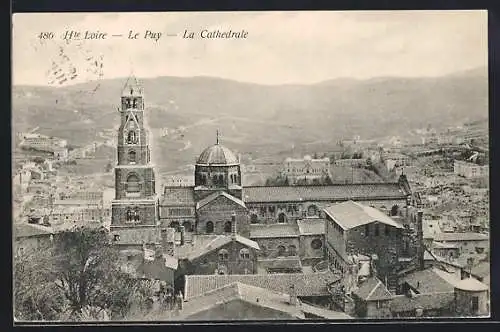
<box><xmin>122</xmin><ymin>75</ymin><xmax>143</xmax><ymax>97</ymax></box>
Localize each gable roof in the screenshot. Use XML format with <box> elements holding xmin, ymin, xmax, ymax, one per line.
<box><xmin>178</xmin><ymin>282</ymin><xmax>305</xmax><ymax>320</ymax></box>
<box><xmin>196</xmin><ymin>191</ymin><xmax>246</xmax><ymax>210</ymax></box>
<box><xmin>353</xmin><ymin>277</ymin><xmax>392</xmax><ymax>301</ymax></box>
<box><xmin>389</xmin><ymin>292</ymin><xmax>455</xmax><ymax>313</ymax></box>
<box><xmin>323</xmin><ymin>201</ymin><xmax>404</xmax><ymax>230</ymax></box>
<box><xmin>299</xmin><ymin>303</ymin><xmax>353</xmax><ymax>320</ymax></box>
<box><xmin>297</xmin><ymin>219</ymin><xmax>325</xmax><ymax>235</ymax></box>
<box><xmin>14</xmin><ymin>223</ymin><xmax>54</xmax><ymax>239</ymax></box>
<box><xmin>184</xmin><ymin>270</ymin><xmax>340</xmax><ymax>300</ymax></box>
<box><xmin>400</xmin><ymin>268</ymin><xmax>457</xmax><ymax>293</ymax></box>
<box><xmin>243</xmin><ymin>183</ymin><xmax>407</xmax><ymax>203</ymax></box>
<box><xmin>161</xmin><ymin>187</ymin><xmax>195</xmax><ymax>206</ymax></box>
<box><xmin>433</xmin><ymin>232</ymin><xmax>489</xmax><ymax>242</ymax></box>
<box><xmin>250</xmin><ymin>223</ymin><xmax>299</xmax><ymax>239</ymax></box>
<box><xmin>186</xmin><ymin>234</ymin><xmax>259</xmax><ymax>261</ymax></box>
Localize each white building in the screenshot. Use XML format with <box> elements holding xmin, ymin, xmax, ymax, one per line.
<box><xmin>454</xmin><ymin>160</ymin><xmax>489</xmax><ymax>179</ymax></box>
<box><xmin>282</xmin><ymin>155</ymin><xmax>331</xmax><ymax>184</ymax></box>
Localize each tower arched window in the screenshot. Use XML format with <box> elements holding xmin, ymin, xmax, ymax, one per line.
<box><xmin>224</xmin><ymin>221</ymin><xmax>232</xmax><ymax>233</ymax></box>
<box><xmin>126</xmin><ymin>174</ymin><xmax>141</xmax><ymax>193</ymax></box>
<box><xmin>218</xmin><ymin>175</ymin><xmax>224</xmax><ymax>185</ymax></box>
<box><xmin>250</xmin><ymin>214</ymin><xmax>258</xmax><ymax>224</ymax></box>
<box><xmin>127</xmin><ymin>130</ymin><xmax>138</xmax><ymax>144</ymax></box>
<box><xmin>278</xmin><ymin>213</ymin><xmax>286</xmax><ymax>224</ymax></box>
<box><xmin>182</xmin><ymin>221</ymin><xmax>192</xmax><ymax>232</ymax></box>
<box><xmin>206</xmin><ymin>221</ymin><xmax>214</xmax><ymax>234</ymax></box>
<box><xmin>128</xmin><ymin>150</ymin><xmax>136</xmax><ymax>163</ymax></box>
<box><xmin>212</xmin><ymin>175</ymin><xmax>218</xmax><ymax>185</ymax></box>
<box><xmin>288</xmin><ymin>245</ymin><xmax>297</xmax><ymax>256</ymax></box>
<box><xmin>277</xmin><ymin>245</ymin><xmax>286</xmax><ymax>257</ymax></box>
<box><xmin>132</xmin><ymin>98</ymin><xmax>137</xmax><ymax>108</ymax></box>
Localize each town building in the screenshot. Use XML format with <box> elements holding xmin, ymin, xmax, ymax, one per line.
<box><xmin>20</xmin><ymin>133</ymin><xmax>68</xmax><ymax>153</ymax></box>
<box><xmin>333</xmin><ymin>159</ymin><xmax>367</xmax><ymax>168</ymax></box>
<box><xmin>13</xmin><ymin>223</ymin><xmax>54</xmax><ymax>256</ymax></box>
<box><xmin>431</xmin><ymin>232</ymin><xmax>489</xmax><ymax>258</ymax></box>
<box><xmin>453</xmin><ymin>160</ymin><xmax>489</xmax><ymax>178</ymax></box>
<box><xmin>282</xmin><ymin>155</ymin><xmax>331</xmax><ymax>185</ymax></box>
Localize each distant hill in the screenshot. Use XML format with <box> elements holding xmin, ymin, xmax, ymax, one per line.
<box><xmin>12</xmin><ymin>67</ymin><xmax>488</xmax><ymax>172</ymax></box>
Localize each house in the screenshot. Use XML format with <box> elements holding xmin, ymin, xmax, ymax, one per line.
<box><xmin>184</xmin><ymin>270</ymin><xmax>340</xmax><ymax>308</ymax></box>
<box><xmin>282</xmin><ymin>155</ymin><xmax>331</xmax><ymax>185</ymax></box>
<box><xmin>13</xmin><ymin>223</ymin><xmax>55</xmax><ymax>256</ymax></box>
<box><xmin>351</xmin><ymin>276</ymin><xmax>393</xmax><ymax>318</ymax></box>
<box><xmin>432</xmin><ymin>232</ymin><xmax>489</xmax><ymax>257</ymax></box>
<box><xmin>453</xmin><ymin>160</ymin><xmax>489</xmax><ymax>178</ymax></box>
<box><xmin>180</xmin><ymin>228</ymin><xmax>260</xmax><ymax>276</ymax></box>
<box><xmin>297</xmin><ymin>218</ymin><xmax>326</xmax><ymax>264</ymax></box>
<box><xmin>323</xmin><ymin>201</ymin><xmax>405</xmax><ymax>286</ymax></box>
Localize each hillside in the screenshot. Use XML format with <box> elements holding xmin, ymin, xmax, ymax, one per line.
<box><xmin>12</xmin><ymin>68</ymin><xmax>488</xmax><ymax>172</ymax></box>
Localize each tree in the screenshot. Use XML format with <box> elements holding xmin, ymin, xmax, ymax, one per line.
<box><xmin>51</xmin><ymin>226</ymin><xmax>122</xmax><ymax>316</ymax></box>
<box><xmin>14</xmin><ymin>245</ymin><xmax>69</xmax><ymax>321</ymax></box>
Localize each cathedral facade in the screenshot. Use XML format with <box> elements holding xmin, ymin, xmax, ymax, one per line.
<box><xmin>110</xmin><ymin>77</ymin><xmax>414</xmax><ymax>269</ymax></box>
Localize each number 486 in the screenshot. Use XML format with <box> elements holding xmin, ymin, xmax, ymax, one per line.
<box><xmin>38</xmin><ymin>32</ymin><xmax>54</xmax><ymax>39</ymax></box>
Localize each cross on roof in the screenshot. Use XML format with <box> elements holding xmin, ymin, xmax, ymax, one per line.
<box><xmin>216</xmin><ymin>129</ymin><xmax>220</xmax><ymax>145</ymax></box>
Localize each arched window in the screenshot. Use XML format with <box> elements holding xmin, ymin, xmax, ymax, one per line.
<box><xmin>391</xmin><ymin>205</ymin><xmax>399</xmax><ymax>216</ymax></box>
<box><xmin>224</xmin><ymin>221</ymin><xmax>232</xmax><ymax>233</ymax></box>
<box><xmin>182</xmin><ymin>221</ymin><xmax>192</xmax><ymax>232</ymax></box>
<box><xmin>132</xmin><ymin>98</ymin><xmax>137</xmax><ymax>108</ymax></box>
<box><xmin>250</xmin><ymin>214</ymin><xmax>258</xmax><ymax>224</ymax></box>
<box><xmin>206</xmin><ymin>221</ymin><xmax>214</xmax><ymax>234</ymax></box>
<box><xmin>307</xmin><ymin>205</ymin><xmax>318</xmax><ymax>217</ymax></box>
<box><xmin>128</xmin><ymin>150</ymin><xmax>136</xmax><ymax>163</ymax></box>
<box><xmin>126</xmin><ymin>174</ymin><xmax>140</xmax><ymax>192</ymax></box>
<box><xmin>277</xmin><ymin>245</ymin><xmax>286</xmax><ymax>257</ymax></box>
<box><xmin>240</xmin><ymin>248</ymin><xmax>250</xmax><ymax>260</ymax></box>
<box><xmin>278</xmin><ymin>213</ymin><xmax>286</xmax><ymax>224</ymax></box>
<box><xmin>218</xmin><ymin>249</ymin><xmax>229</xmax><ymax>261</ymax></box>
<box><xmin>127</xmin><ymin>130</ymin><xmax>138</xmax><ymax>144</ymax></box>
<box><xmin>311</xmin><ymin>239</ymin><xmax>323</xmax><ymax>250</ymax></box>
<box><xmin>288</xmin><ymin>245</ymin><xmax>297</xmax><ymax>256</ymax></box>
<box><xmin>218</xmin><ymin>174</ymin><xmax>224</xmax><ymax>185</ymax></box>
<box><xmin>212</xmin><ymin>175</ymin><xmax>218</xmax><ymax>185</ymax></box>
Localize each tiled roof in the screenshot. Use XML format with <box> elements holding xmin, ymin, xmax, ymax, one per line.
<box><xmin>353</xmin><ymin>277</ymin><xmax>392</xmax><ymax>301</ymax></box>
<box><xmin>400</xmin><ymin>268</ymin><xmax>457</xmax><ymax>293</ymax></box>
<box><xmin>111</xmin><ymin>226</ymin><xmax>160</xmax><ymax>245</ymax></box>
<box><xmin>178</xmin><ymin>282</ymin><xmax>304</xmax><ymax>320</ymax></box>
<box><xmin>161</xmin><ymin>187</ymin><xmax>195</xmax><ymax>206</ymax></box>
<box><xmin>323</xmin><ymin>201</ymin><xmax>404</xmax><ymax>230</ymax></box>
<box><xmin>250</xmin><ymin>223</ymin><xmax>299</xmax><ymax>239</ymax></box>
<box><xmin>184</xmin><ymin>270</ymin><xmax>339</xmax><ymax>300</ymax></box>
<box><xmin>433</xmin><ymin>232</ymin><xmax>489</xmax><ymax>242</ymax></box>
<box><xmin>13</xmin><ymin>223</ymin><xmax>54</xmax><ymax>238</ymax></box>
<box><xmin>257</xmin><ymin>257</ymin><xmax>302</xmax><ymax>271</ymax></box>
<box><xmin>196</xmin><ymin>191</ymin><xmax>246</xmax><ymax>210</ymax></box>
<box><xmin>297</xmin><ymin>219</ymin><xmax>325</xmax><ymax>235</ymax></box>
<box><xmin>186</xmin><ymin>234</ymin><xmax>259</xmax><ymax>261</ymax></box>
<box><xmin>243</xmin><ymin>183</ymin><xmax>406</xmax><ymax>203</ymax></box>
<box><xmin>389</xmin><ymin>292</ymin><xmax>455</xmax><ymax>313</ymax></box>
<box><xmin>174</xmin><ymin>235</ymin><xmax>220</xmax><ymax>259</ymax></box>
<box><xmin>196</xmin><ymin>144</ymin><xmax>239</xmax><ymax>165</ymax></box>
<box><xmin>300</xmin><ymin>303</ymin><xmax>353</xmax><ymax>320</ymax></box>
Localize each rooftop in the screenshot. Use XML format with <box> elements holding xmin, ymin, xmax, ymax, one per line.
<box><xmin>455</xmin><ymin>277</ymin><xmax>488</xmax><ymax>292</ymax></box>
<box><xmin>186</xmin><ymin>234</ymin><xmax>260</xmax><ymax>261</ymax></box>
<box><xmin>250</xmin><ymin>223</ymin><xmax>299</xmax><ymax>239</ymax></box>
<box><xmin>177</xmin><ymin>282</ymin><xmax>305</xmax><ymax>320</ymax></box>
<box><xmin>111</xmin><ymin>226</ymin><xmax>160</xmax><ymax>246</ymax></box>
<box><xmin>297</xmin><ymin>218</ymin><xmax>325</xmax><ymax>235</ymax></box>
<box><xmin>161</xmin><ymin>187</ymin><xmax>195</xmax><ymax>206</ymax></box>
<box><xmin>13</xmin><ymin>222</ymin><xmax>54</xmax><ymax>239</ymax></box>
<box><xmin>184</xmin><ymin>270</ymin><xmax>339</xmax><ymax>300</ymax></box>
<box><xmin>196</xmin><ymin>191</ymin><xmax>246</xmax><ymax>210</ymax></box>
<box><xmin>433</xmin><ymin>232</ymin><xmax>489</xmax><ymax>242</ymax></box>
<box><xmin>242</xmin><ymin>183</ymin><xmax>408</xmax><ymax>203</ymax></box>
<box><xmin>390</xmin><ymin>292</ymin><xmax>455</xmax><ymax>313</ymax></box>
<box><xmin>352</xmin><ymin>277</ymin><xmax>392</xmax><ymax>301</ymax></box>
<box><xmin>400</xmin><ymin>267</ymin><xmax>458</xmax><ymax>294</ymax></box>
<box><xmin>196</xmin><ymin>144</ymin><xmax>239</xmax><ymax>166</ymax></box>
<box><xmin>323</xmin><ymin>200</ymin><xmax>404</xmax><ymax>230</ymax></box>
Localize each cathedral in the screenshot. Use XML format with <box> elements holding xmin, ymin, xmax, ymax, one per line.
<box><xmin>110</xmin><ymin>76</ymin><xmax>415</xmax><ymax>276</ymax></box>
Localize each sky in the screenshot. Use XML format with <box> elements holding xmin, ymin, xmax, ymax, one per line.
<box><xmin>12</xmin><ymin>10</ymin><xmax>488</xmax><ymax>86</ymax></box>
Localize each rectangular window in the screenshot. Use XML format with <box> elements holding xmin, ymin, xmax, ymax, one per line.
<box><xmin>385</xmin><ymin>225</ymin><xmax>390</xmax><ymax>236</ymax></box>
<box><xmin>375</xmin><ymin>224</ymin><xmax>379</xmax><ymax>236</ymax></box>
<box><xmin>472</xmin><ymin>297</ymin><xmax>479</xmax><ymax>312</ymax></box>
<box><xmin>365</xmin><ymin>224</ymin><xmax>370</xmax><ymax>236</ymax></box>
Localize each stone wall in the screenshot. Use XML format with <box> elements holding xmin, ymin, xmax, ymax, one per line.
<box><xmin>252</xmin><ymin>237</ymin><xmax>300</xmax><ymax>259</ymax></box>
<box><xmin>196</xmin><ymin>195</ymin><xmax>249</xmax><ymax>237</ymax></box>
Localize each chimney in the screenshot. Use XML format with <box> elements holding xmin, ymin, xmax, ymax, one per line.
<box><xmin>289</xmin><ymin>285</ymin><xmax>297</xmax><ymax>306</ymax></box>
<box><xmin>231</xmin><ymin>213</ymin><xmax>237</xmax><ymax>238</ymax></box>
<box><xmin>417</xmin><ymin>211</ymin><xmax>424</xmax><ymax>270</ymax></box>
<box><xmin>179</xmin><ymin>226</ymin><xmax>185</xmax><ymax>246</ymax></box>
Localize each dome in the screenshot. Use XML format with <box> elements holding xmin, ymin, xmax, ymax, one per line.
<box><xmin>197</xmin><ymin>144</ymin><xmax>239</xmax><ymax>165</ymax></box>
<box><xmin>304</xmin><ymin>155</ymin><xmax>312</xmax><ymax>160</ymax></box>
<box><xmin>455</xmin><ymin>278</ymin><xmax>488</xmax><ymax>292</ymax></box>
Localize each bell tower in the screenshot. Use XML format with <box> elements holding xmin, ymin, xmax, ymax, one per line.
<box><xmin>111</xmin><ymin>76</ymin><xmax>159</xmax><ymax>229</ymax></box>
